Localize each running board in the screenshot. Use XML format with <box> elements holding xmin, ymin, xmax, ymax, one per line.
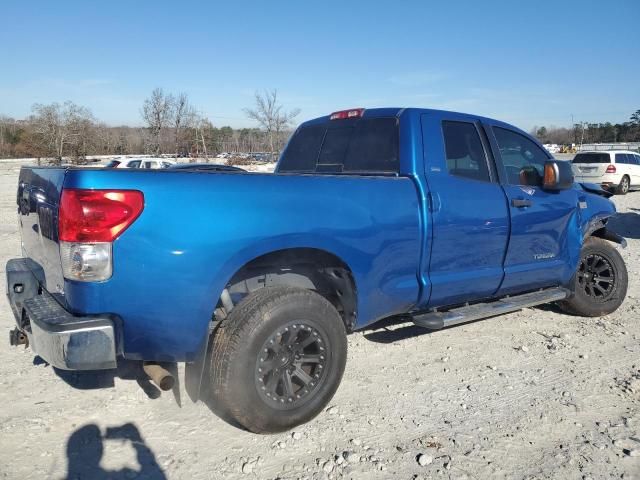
<box><xmin>412</xmin><ymin>287</ymin><xmax>569</xmax><ymax>330</ymax></box>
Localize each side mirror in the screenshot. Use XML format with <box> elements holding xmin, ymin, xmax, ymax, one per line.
<box><xmin>543</xmin><ymin>160</ymin><xmax>574</xmax><ymax>190</ymax></box>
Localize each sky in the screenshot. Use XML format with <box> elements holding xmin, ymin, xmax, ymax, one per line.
<box><xmin>0</xmin><ymin>0</ymin><xmax>638</xmax><ymax>131</ymax></box>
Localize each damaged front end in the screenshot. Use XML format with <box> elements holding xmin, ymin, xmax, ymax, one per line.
<box><xmin>577</xmin><ymin>183</ymin><xmax>626</xmax><ymax>248</ymax></box>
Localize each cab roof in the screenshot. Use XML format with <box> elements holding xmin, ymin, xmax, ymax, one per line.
<box><xmin>299</xmin><ymin>107</ymin><xmax>526</xmax><ymax>134</ymax></box>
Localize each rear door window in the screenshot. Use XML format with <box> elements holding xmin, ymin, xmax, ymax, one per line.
<box><xmin>441</xmin><ymin>121</ymin><xmax>491</xmax><ymax>182</ymax></box>
<box><xmin>615</xmin><ymin>154</ymin><xmax>628</xmax><ymax>164</ymax></box>
<box><xmin>128</xmin><ymin>160</ymin><xmax>141</xmax><ymax>168</ymax></box>
<box><xmin>279</xmin><ymin>117</ymin><xmax>399</xmax><ymax>174</ymax></box>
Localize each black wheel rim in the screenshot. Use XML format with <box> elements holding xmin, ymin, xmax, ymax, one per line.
<box><xmin>255</xmin><ymin>322</ymin><xmax>328</xmax><ymax>409</ymax></box>
<box><xmin>577</xmin><ymin>253</ymin><xmax>616</xmax><ymax>301</ymax></box>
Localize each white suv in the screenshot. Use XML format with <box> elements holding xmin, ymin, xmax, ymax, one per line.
<box><xmin>571</xmin><ymin>150</ymin><xmax>640</xmax><ymax>195</ymax></box>
<box><xmin>105</xmin><ymin>157</ymin><xmax>176</xmax><ymax>169</ymax></box>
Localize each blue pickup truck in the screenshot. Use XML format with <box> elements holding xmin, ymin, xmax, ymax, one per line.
<box><xmin>7</xmin><ymin>108</ymin><xmax>628</xmax><ymax>433</ymax></box>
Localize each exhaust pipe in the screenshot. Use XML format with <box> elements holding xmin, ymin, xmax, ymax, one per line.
<box><xmin>9</xmin><ymin>328</ymin><xmax>28</xmax><ymax>347</ymax></box>
<box><xmin>143</xmin><ymin>362</ymin><xmax>175</xmax><ymax>391</ymax></box>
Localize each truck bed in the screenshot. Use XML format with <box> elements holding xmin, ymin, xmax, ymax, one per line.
<box><xmin>17</xmin><ymin>166</ymin><xmax>422</xmax><ymax>361</ymax></box>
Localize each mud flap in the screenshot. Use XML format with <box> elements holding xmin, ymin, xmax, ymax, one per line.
<box><xmin>184</xmin><ymin>330</ymin><xmax>213</xmax><ymax>402</ymax></box>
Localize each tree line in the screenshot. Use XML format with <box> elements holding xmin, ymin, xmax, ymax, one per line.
<box><xmin>531</xmin><ymin>110</ymin><xmax>640</xmax><ymax>145</ymax></box>
<box><xmin>0</xmin><ymin>89</ymin><xmax>299</xmax><ymax>163</ymax></box>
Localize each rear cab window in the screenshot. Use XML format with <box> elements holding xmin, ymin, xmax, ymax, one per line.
<box><xmin>572</xmin><ymin>153</ymin><xmax>611</xmax><ymax>164</ymax></box>
<box><xmin>278</xmin><ymin>117</ymin><xmax>399</xmax><ymax>174</ymax></box>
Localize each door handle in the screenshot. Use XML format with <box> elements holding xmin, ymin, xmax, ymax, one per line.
<box><xmin>511</xmin><ymin>198</ymin><xmax>533</xmax><ymax>208</ymax></box>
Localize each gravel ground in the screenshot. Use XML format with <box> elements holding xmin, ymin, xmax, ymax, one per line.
<box><xmin>0</xmin><ymin>161</ymin><xmax>639</xmax><ymax>480</ymax></box>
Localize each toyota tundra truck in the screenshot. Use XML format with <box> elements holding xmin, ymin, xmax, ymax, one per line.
<box><xmin>6</xmin><ymin>108</ymin><xmax>628</xmax><ymax>433</ymax></box>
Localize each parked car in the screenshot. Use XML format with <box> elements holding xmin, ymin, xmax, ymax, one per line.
<box><xmin>107</xmin><ymin>157</ymin><xmax>175</xmax><ymax>169</ymax></box>
<box><xmin>7</xmin><ymin>108</ymin><xmax>627</xmax><ymax>433</ymax></box>
<box><xmin>571</xmin><ymin>150</ymin><xmax>640</xmax><ymax>194</ymax></box>
<box><xmin>168</xmin><ymin>163</ymin><xmax>246</xmax><ymax>172</ymax></box>
<box><xmin>544</xmin><ymin>143</ymin><xmax>560</xmax><ymax>154</ymax></box>
<box><xmin>104</xmin><ymin>159</ymin><xmax>122</xmax><ymax>168</ymax></box>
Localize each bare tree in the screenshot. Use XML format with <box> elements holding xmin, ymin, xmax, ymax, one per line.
<box><xmin>0</xmin><ymin>116</ymin><xmax>24</xmax><ymax>158</ymax></box>
<box><xmin>173</xmin><ymin>93</ymin><xmax>196</xmax><ymax>158</ymax></box>
<box><xmin>29</xmin><ymin>101</ymin><xmax>95</xmax><ymax>164</ymax></box>
<box><xmin>193</xmin><ymin>115</ymin><xmax>212</xmax><ymax>160</ymax></box>
<box><xmin>65</xmin><ymin>106</ymin><xmax>96</xmax><ymax>163</ymax></box>
<box><xmin>141</xmin><ymin>88</ymin><xmax>174</xmax><ymax>155</ymax></box>
<box><xmin>30</xmin><ymin>103</ymin><xmax>65</xmax><ymax>163</ymax></box>
<box><xmin>244</xmin><ymin>89</ymin><xmax>299</xmax><ymax>157</ymax></box>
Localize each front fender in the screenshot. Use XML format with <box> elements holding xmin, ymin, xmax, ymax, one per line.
<box><xmin>578</xmin><ymin>189</ymin><xmax>625</xmax><ymax>247</ymax></box>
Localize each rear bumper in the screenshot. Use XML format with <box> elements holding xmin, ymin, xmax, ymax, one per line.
<box><xmin>6</xmin><ymin>258</ymin><xmax>117</xmax><ymax>370</ymax></box>
<box><xmin>573</xmin><ymin>173</ymin><xmax>620</xmax><ymax>190</ymax></box>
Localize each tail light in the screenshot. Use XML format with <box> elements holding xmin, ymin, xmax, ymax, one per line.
<box><xmin>59</xmin><ymin>189</ymin><xmax>144</xmax><ymax>281</ymax></box>
<box><xmin>605</xmin><ymin>164</ymin><xmax>616</xmax><ymax>173</ymax></box>
<box><xmin>330</xmin><ymin>108</ymin><xmax>364</xmax><ymax>120</ymax></box>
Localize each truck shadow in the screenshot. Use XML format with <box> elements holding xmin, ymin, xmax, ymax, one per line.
<box><xmin>38</xmin><ymin>358</ymin><xmax>182</xmax><ymax>404</ymax></box>
<box><xmin>65</xmin><ymin>423</ymin><xmax>166</xmax><ymax>480</ymax></box>
<box><xmin>608</xmin><ymin>210</ymin><xmax>640</xmax><ymax>240</ymax></box>
<box><xmin>362</xmin><ymin>316</ymin><xmax>435</xmax><ymax>344</ymax></box>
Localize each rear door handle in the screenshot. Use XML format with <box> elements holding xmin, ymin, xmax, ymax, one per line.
<box><xmin>511</xmin><ymin>198</ymin><xmax>533</xmax><ymax>208</ymax></box>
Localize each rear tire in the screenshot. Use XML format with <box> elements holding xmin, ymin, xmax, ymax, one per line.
<box><xmin>558</xmin><ymin>237</ymin><xmax>627</xmax><ymax>317</ymax></box>
<box><xmin>616</xmin><ymin>175</ymin><xmax>630</xmax><ymax>195</ymax></box>
<box><xmin>209</xmin><ymin>286</ymin><xmax>347</xmax><ymax>433</ymax></box>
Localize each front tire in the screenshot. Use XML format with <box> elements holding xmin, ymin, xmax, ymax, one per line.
<box><xmin>558</xmin><ymin>237</ymin><xmax>628</xmax><ymax>317</ymax></box>
<box><xmin>209</xmin><ymin>286</ymin><xmax>347</xmax><ymax>433</ymax></box>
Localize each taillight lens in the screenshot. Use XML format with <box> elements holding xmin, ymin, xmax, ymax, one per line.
<box><xmin>605</xmin><ymin>164</ymin><xmax>616</xmax><ymax>173</ymax></box>
<box><xmin>59</xmin><ymin>189</ymin><xmax>144</xmax><ymax>243</ymax></box>
<box><xmin>60</xmin><ymin>242</ymin><xmax>112</xmax><ymax>282</ymax></box>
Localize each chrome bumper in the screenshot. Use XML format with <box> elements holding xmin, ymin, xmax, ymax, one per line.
<box><xmin>6</xmin><ymin>258</ymin><xmax>117</xmax><ymax>370</ymax></box>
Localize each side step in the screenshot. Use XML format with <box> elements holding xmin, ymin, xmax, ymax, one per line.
<box><xmin>412</xmin><ymin>287</ymin><xmax>569</xmax><ymax>330</ymax></box>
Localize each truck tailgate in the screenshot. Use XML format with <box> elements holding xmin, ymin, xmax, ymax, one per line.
<box><xmin>17</xmin><ymin>167</ymin><xmax>67</xmax><ymax>296</ymax></box>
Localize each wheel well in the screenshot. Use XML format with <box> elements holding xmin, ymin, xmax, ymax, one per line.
<box><xmin>221</xmin><ymin>248</ymin><xmax>357</xmax><ymax>331</ymax></box>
